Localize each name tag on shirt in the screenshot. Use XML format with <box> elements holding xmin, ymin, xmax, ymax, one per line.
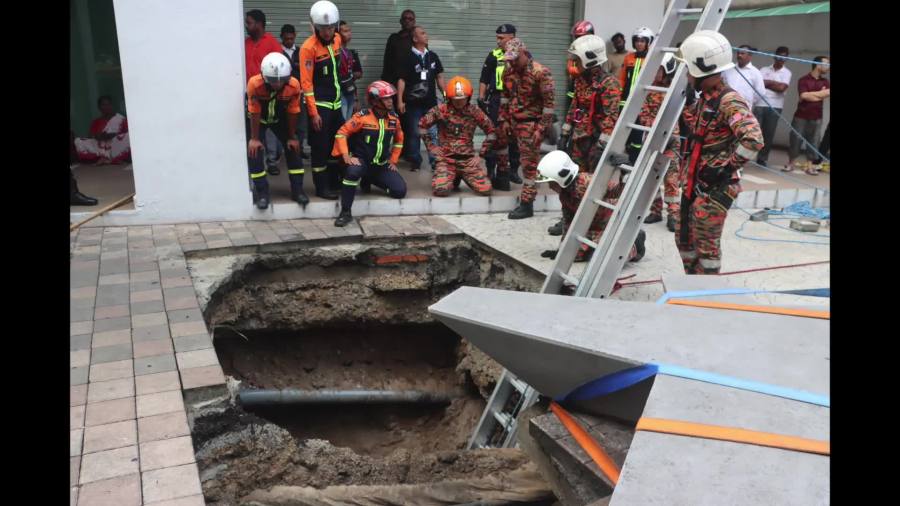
<box><xmin>421</xmin><ymin>71</ymin><xmax>428</xmax><ymax>81</ymax></box>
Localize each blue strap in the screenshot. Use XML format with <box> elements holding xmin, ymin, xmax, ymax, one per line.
<box><xmin>657</xmin><ymin>287</ymin><xmax>831</xmax><ymax>304</ymax></box>
<box><xmin>557</xmin><ymin>364</ymin><xmax>659</xmax><ymax>402</ymax></box>
<box><xmin>779</xmin><ymin>288</ymin><xmax>830</xmax><ymax>298</ymax></box>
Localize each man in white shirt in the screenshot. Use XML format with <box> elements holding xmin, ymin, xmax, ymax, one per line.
<box><xmin>723</xmin><ymin>45</ymin><xmax>766</xmax><ymax>109</ymax></box>
<box><xmin>754</xmin><ymin>46</ymin><xmax>792</xmax><ymax>166</ymax></box>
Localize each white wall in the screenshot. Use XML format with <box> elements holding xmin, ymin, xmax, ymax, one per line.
<box><xmin>675</xmin><ymin>12</ymin><xmax>830</xmax><ymax>148</ymax></box>
<box><xmin>113</xmin><ymin>0</ymin><xmax>251</xmax><ymax>223</ymax></box>
<box><xmin>585</xmin><ymin>0</ymin><xmax>666</xmax><ymax>59</ymax></box>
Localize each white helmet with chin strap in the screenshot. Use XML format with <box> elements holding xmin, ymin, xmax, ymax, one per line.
<box><xmin>568</xmin><ymin>34</ymin><xmax>608</xmax><ymax>69</ymax></box>
<box><xmin>674</xmin><ymin>30</ymin><xmax>734</xmax><ymax>78</ymax></box>
<box><xmin>261</xmin><ymin>53</ymin><xmax>292</xmax><ymax>85</ymax></box>
<box><xmin>632</xmin><ymin>26</ymin><xmax>655</xmax><ymax>46</ymax></box>
<box><xmin>537</xmin><ymin>150</ymin><xmax>580</xmax><ymax>188</ymax></box>
<box><xmin>310</xmin><ymin>0</ymin><xmax>339</xmax><ymax>27</ymax></box>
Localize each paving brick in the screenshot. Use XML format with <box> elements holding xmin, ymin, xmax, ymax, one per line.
<box><xmin>175</xmin><ymin>348</ymin><xmax>219</xmax><ymax>370</ymax></box>
<box><xmin>165</xmin><ymin>296</ymin><xmax>199</xmax><ymax>311</ymax></box>
<box><xmin>93</xmin><ymin>316</ymin><xmax>132</xmax><ymax>333</ymax></box>
<box><xmin>99</xmin><ymin>260</ymin><xmax>129</xmax><ymax>276</ymax></box>
<box><xmin>92</xmin><ymin>329</ymin><xmax>131</xmax><ymax>348</ymax></box>
<box><xmin>170</xmin><ymin>321</ymin><xmax>207</xmax><ymax>338</ymax></box>
<box><xmin>131</xmin><ymin>289</ymin><xmax>164</xmax><ymax>303</ymax></box>
<box><xmin>71</xmin><ymin>334</ymin><xmax>92</xmax><ymax>351</ymax></box>
<box><xmin>79</xmin><ymin>446</ymin><xmax>139</xmax><ymax>484</ymax></box>
<box><xmin>137</xmin><ymin>410</ymin><xmax>190</xmax><ymax>443</ymax></box>
<box><xmin>85</xmin><ymin>397</ymin><xmax>136</xmax><ymax>427</ymax></box>
<box><xmin>83</xmin><ymin>419</ymin><xmax>137</xmax><ymax>453</ymax></box>
<box><xmin>180</xmin><ymin>365</ymin><xmax>226</xmax><ymax>390</ymax></box>
<box><xmin>134</xmin><ymin>338</ymin><xmax>174</xmax><ymax>359</ymax></box>
<box><xmin>71</xmin><ymin>272</ymin><xmax>99</xmax><ymax>289</ymax></box>
<box><xmin>71</xmin><ymin>296</ymin><xmax>96</xmax><ymax>310</ymax></box>
<box><xmin>87</xmin><ymin>377</ymin><xmax>135</xmax><ymax>403</ymax></box>
<box><xmin>173</xmin><ymin>334</ymin><xmax>213</xmax><ymax>353</ymax></box>
<box><xmin>71</xmin><ymin>366</ymin><xmax>89</xmax><ymax>385</ymax></box>
<box><xmin>71</xmin><ymin>306</ymin><xmax>95</xmax><ymax>323</ymax></box>
<box><xmin>134</xmin><ymin>354</ymin><xmax>178</xmax><ymax>376</ymax></box>
<box><xmin>76</xmin><ymin>473</ymin><xmax>142</xmax><ymax>506</ymax></box>
<box><xmin>142</xmin><ymin>463</ymin><xmax>202</xmax><ymax>504</ymax></box>
<box><xmin>140</xmin><ymin>435</ymin><xmax>195</xmax><ymax>471</ymax></box>
<box><xmin>159</xmin><ymin>268</ymin><xmax>189</xmax><ymax>279</ymax></box>
<box><xmin>99</xmin><ymin>273</ymin><xmax>130</xmax><ymax>286</ymax></box>
<box><xmin>94</xmin><ymin>304</ymin><xmax>129</xmax><ymax>320</ymax></box>
<box><xmin>71</xmin><ymin>260</ymin><xmax>100</xmax><ymax>272</ymax></box>
<box><xmin>132</xmin><ymin>299</ymin><xmax>167</xmax><ymax>315</ymax></box>
<box><xmin>71</xmin><ymin>385</ymin><xmax>88</xmax><ymax>406</ymax></box>
<box><xmin>71</xmin><ymin>456</ymin><xmax>80</xmax><ymax>486</ymax></box>
<box><xmin>132</xmin><ymin>324</ymin><xmax>170</xmax><ymax>342</ymax></box>
<box><xmin>137</xmin><ymin>390</ymin><xmax>184</xmax><ymax>418</ymax></box>
<box><xmin>145</xmin><ymin>494</ymin><xmax>206</xmax><ymax>506</ymax></box>
<box><xmin>71</xmin><ymin>404</ymin><xmax>85</xmax><ymax>429</ymax></box>
<box><xmin>96</xmin><ymin>285</ymin><xmax>130</xmax><ymax>307</ymax></box>
<box><xmin>133</xmin><ymin>312</ymin><xmax>168</xmax><ymax>328</ymax></box>
<box><xmin>91</xmin><ymin>343</ymin><xmax>133</xmax><ymax>364</ymax></box>
<box><xmin>89</xmin><ymin>359</ymin><xmax>134</xmax><ymax>382</ymax></box>
<box><xmin>70</xmin><ymin>429</ymin><xmax>83</xmax><ymax>457</ymax></box>
<box><xmin>129</xmin><ymin>261</ymin><xmax>159</xmax><ymax>273</ymax></box>
<box><xmin>71</xmin><ymin>321</ymin><xmax>94</xmax><ymax>336</ymax></box>
<box><xmin>71</xmin><ymin>349</ymin><xmax>91</xmax><ymax>368</ymax></box>
<box><xmin>163</xmin><ymin>286</ymin><xmax>196</xmax><ymax>300</ymax></box>
<box><xmin>130</xmin><ymin>280</ymin><xmax>162</xmax><ymax>293</ymax></box>
<box><xmin>166</xmin><ymin>308</ymin><xmax>203</xmax><ymax>324</ymax></box>
<box><xmin>71</xmin><ymin>286</ymin><xmax>97</xmax><ymax>299</ymax></box>
<box><xmin>135</xmin><ymin>371</ymin><xmax>181</xmax><ymax>396</ymax></box>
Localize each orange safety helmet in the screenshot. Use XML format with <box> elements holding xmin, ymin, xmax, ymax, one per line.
<box><xmin>445</xmin><ymin>76</ymin><xmax>474</xmax><ymax>100</ymax></box>
<box><xmin>367</xmin><ymin>80</ymin><xmax>397</xmax><ymax>101</ymax></box>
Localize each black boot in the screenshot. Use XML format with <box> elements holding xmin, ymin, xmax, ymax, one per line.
<box><xmin>630</xmin><ymin>230</ymin><xmax>646</xmax><ymax>262</ymax></box>
<box><xmin>70</xmin><ymin>172</ymin><xmax>98</xmax><ymax>206</ymax></box>
<box><xmin>334</xmin><ymin>209</ymin><xmax>353</xmax><ymax>227</ymax></box>
<box><xmin>292</xmin><ymin>188</ymin><xmax>310</xmax><ymax>207</ymax></box>
<box><xmin>508</xmin><ymin>201</ymin><xmax>533</xmax><ymax>220</ymax></box>
<box><xmin>644</xmin><ymin>213</ymin><xmax>662</xmax><ymax>224</ymax></box>
<box><xmin>256</xmin><ymin>196</ymin><xmax>269</xmax><ymax>210</ymax></box>
<box><xmin>493</xmin><ymin>172</ymin><xmax>511</xmax><ymax>192</ymax></box>
<box><xmin>313</xmin><ymin>172</ymin><xmax>339</xmax><ymax>200</ymax></box>
<box><xmin>509</xmin><ymin>170</ymin><xmax>523</xmax><ymax>184</ymax></box>
<box><xmin>267</xmin><ymin>165</ymin><xmax>280</xmax><ymax>176</ymax></box>
<box><xmin>666</xmin><ymin>214</ymin><xmax>676</xmax><ymax>232</ymax></box>
<box><xmin>548</xmin><ymin>219</ymin><xmax>563</xmax><ymax>236</ymax></box>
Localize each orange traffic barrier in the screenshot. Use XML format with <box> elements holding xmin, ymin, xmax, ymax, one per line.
<box><xmin>635</xmin><ymin>417</ymin><xmax>830</xmax><ymax>456</ymax></box>
<box><xmin>550</xmin><ymin>401</ymin><xmax>621</xmax><ymax>485</ymax></box>
<box><xmin>665</xmin><ymin>299</ymin><xmax>830</xmax><ymax>320</ymax></box>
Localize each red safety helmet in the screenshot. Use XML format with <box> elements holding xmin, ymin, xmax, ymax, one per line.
<box><xmin>367</xmin><ymin>80</ymin><xmax>397</xmax><ymax>102</ymax></box>
<box><xmin>571</xmin><ymin>20</ymin><xmax>595</xmax><ymax>38</ymax></box>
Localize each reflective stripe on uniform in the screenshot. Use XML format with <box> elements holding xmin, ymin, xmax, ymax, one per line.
<box><xmin>486</xmin><ymin>133</ymin><xmax>496</xmax><ymax>141</ymax></box>
<box><xmin>500</xmin><ymin>98</ymin><xmax>509</xmax><ymax>105</ymax></box>
<box><xmin>373</xmin><ymin>118</ymin><xmax>386</xmax><ymax>165</ymax></box>
<box><xmin>679</xmin><ymin>250</ymin><xmax>697</xmax><ymax>260</ymax></box>
<box><xmin>312</xmin><ymin>166</ymin><xmax>328</xmax><ymax>173</ymax></box>
<box><xmin>664</xmin><ymin>196</ymin><xmax>680</xmax><ymax>203</ymax></box>
<box><xmin>288</xmin><ymin>169</ymin><xmax>305</xmax><ymax>175</ymax></box>
<box><xmin>342</xmin><ymin>178</ymin><xmax>360</xmax><ymax>186</ymax></box>
<box><xmin>326</xmin><ymin>45</ymin><xmax>342</xmax><ymax>109</ymax></box>
<box><xmin>335</xmin><ymin>134</ymin><xmax>345</xmax><ymax>139</ymax></box>
<box><xmin>735</xmin><ymin>144</ymin><xmax>759</xmax><ymax>160</ymax></box>
<box><xmin>250</xmin><ymin>171</ymin><xmax>267</xmax><ymax>179</ymax></box>
<box><xmin>542</xmin><ymin>108</ymin><xmax>555</xmax><ymax>115</ymax></box>
<box><xmin>599</xmin><ymin>133</ymin><xmax>611</xmax><ymax>143</ymax></box>
<box><xmin>566</xmin><ymin>91</ymin><xmax>575</xmax><ymax>99</ymax></box>
<box><xmin>393</xmin><ymin>143</ymin><xmax>403</xmax><ymax>148</ymax></box>
<box><xmin>698</xmin><ymin>258</ymin><xmax>721</xmax><ymax>269</ymax></box>
<box><xmin>493</xmin><ymin>48</ymin><xmax>505</xmax><ymax>90</ymax></box>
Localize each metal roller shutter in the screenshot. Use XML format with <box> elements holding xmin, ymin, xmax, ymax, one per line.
<box><xmin>244</xmin><ymin>0</ymin><xmax>574</xmax><ymax>118</ymax></box>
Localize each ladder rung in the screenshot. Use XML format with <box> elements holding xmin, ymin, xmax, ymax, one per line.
<box><xmin>493</xmin><ymin>410</ymin><xmax>513</xmax><ymax>428</ymax></box>
<box><xmin>509</xmin><ymin>377</ymin><xmax>530</xmax><ymax>393</ymax></box>
<box><xmin>627</xmin><ymin>122</ymin><xmax>651</xmax><ymax>133</ymax></box>
<box><xmin>556</xmin><ymin>270</ymin><xmax>580</xmax><ymax>286</ymax></box>
<box><xmin>645</xmin><ymin>85</ymin><xmax>669</xmax><ymax>93</ymax></box>
<box><xmin>577</xmin><ymin>235</ymin><xmax>599</xmax><ymax>249</ymax></box>
<box><xmin>678</xmin><ymin>8</ymin><xmax>703</xmax><ymax>14</ymax></box>
<box><xmin>661</xmin><ymin>47</ymin><xmax>679</xmax><ymax>53</ymax></box>
<box><xmin>592</xmin><ymin>198</ymin><xmax>618</xmax><ymax>211</ymax></box>
<box><xmin>618</xmin><ymin>164</ymin><xmax>634</xmax><ymax>172</ymax></box>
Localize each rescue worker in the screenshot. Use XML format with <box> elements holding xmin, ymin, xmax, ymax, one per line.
<box><xmin>620</xmin><ymin>26</ymin><xmax>655</xmax><ymax>107</ymax></box>
<box><xmin>638</xmin><ymin>53</ymin><xmax>682</xmax><ymax>232</ymax></box>
<box><xmin>674</xmin><ymin>30</ymin><xmax>764</xmax><ymax>274</ymax></box>
<box><xmin>246</xmin><ymin>53</ymin><xmax>305</xmax><ymax>210</ymax></box>
<box><xmin>491</xmin><ymin>38</ymin><xmax>555</xmax><ymax>220</ymax></box>
<box><xmin>478</xmin><ymin>24</ymin><xmax>521</xmax><ymax>186</ymax></box>
<box><xmin>538</xmin><ymin>150</ymin><xmax>646</xmax><ymax>263</ymax></box>
<box><xmin>331</xmin><ymin>81</ymin><xmax>407</xmax><ymax>227</ymax></box>
<box><xmin>420</xmin><ymin>76</ymin><xmax>495</xmax><ymax>197</ymax></box>
<box><xmin>566</xmin><ymin>20</ymin><xmax>595</xmax><ymax>105</ymax></box>
<box><xmin>300</xmin><ymin>0</ymin><xmax>344</xmax><ymax>200</ymax></box>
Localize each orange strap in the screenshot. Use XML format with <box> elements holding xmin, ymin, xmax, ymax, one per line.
<box><xmin>665</xmin><ymin>299</ymin><xmax>830</xmax><ymax>320</ymax></box>
<box><xmin>636</xmin><ymin>417</ymin><xmax>830</xmax><ymax>456</ymax></box>
<box><xmin>550</xmin><ymin>402</ymin><xmax>621</xmax><ymax>484</ymax></box>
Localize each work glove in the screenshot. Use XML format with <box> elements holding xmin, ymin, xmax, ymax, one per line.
<box><xmin>698</xmin><ymin>164</ymin><xmax>735</xmax><ymax>185</ymax></box>
<box><xmin>477</xmin><ymin>98</ymin><xmax>488</xmax><ymax>112</ymax></box>
<box><xmin>541</xmin><ymin>249</ymin><xmax>558</xmax><ymax>259</ymax></box>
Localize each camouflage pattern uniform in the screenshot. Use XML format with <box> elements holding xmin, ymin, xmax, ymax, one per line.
<box><xmin>564</xmin><ymin>67</ymin><xmax>621</xmax><ymax>173</ymax></box>
<box><xmin>551</xmin><ymin>174</ymin><xmax>637</xmax><ymax>262</ymax></box>
<box><xmin>419</xmin><ymin>103</ymin><xmax>495</xmax><ymax>196</ymax></box>
<box><xmin>675</xmin><ymin>83</ymin><xmax>763</xmax><ymax>274</ymax></box>
<box><xmin>493</xmin><ymin>43</ymin><xmax>555</xmax><ymax>204</ymax></box>
<box><xmin>635</xmin><ymin>89</ymin><xmax>682</xmax><ymax>217</ymax></box>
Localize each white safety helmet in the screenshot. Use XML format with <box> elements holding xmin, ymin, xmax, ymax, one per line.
<box><xmin>661</xmin><ymin>52</ymin><xmax>677</xmax><ymax>75</ymax></box>
<box><xmin>568</xmin><ymin>34</ymin><xmax>608</xmax><ymax>69</ymax></box>
<box><xmin>310</xmin><ymin>0</ymin><xmax>339</xmax><ymax>27</ymax></box>
<box><xmin>675</xmin><ymin>30</ymin><xmax>734</xmax><ymax>78</ymax></box>
<box><xmin>632</xmin><ymin>26</ymin><xmax>655</xmax><ymax>45</ymax></box>
<box><xmin>537</xmin><ymin>151</ymin><xmax>580</xmax><ymax>188</ymax></box>
<box><xmin>261</xmin><ymin>52</ymin><xmax>292</xmax><ymax>85</ymax></box>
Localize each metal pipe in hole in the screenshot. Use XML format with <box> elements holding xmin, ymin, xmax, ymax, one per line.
<box><xmin>239</xmin><ymin>389</ymin><xmax>453</xmax><ymax>407</ymax></box>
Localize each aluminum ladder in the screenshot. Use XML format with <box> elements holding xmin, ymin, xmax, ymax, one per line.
<box><xmin>468</xmin><ymin>0</ymin><xmax>733</xmax><ymax>450</ymax></box>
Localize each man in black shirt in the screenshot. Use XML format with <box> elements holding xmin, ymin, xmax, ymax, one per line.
<box><xmin>381</xmin><ymin>9</ymin><xmax>416</xmax><ymax>85</ymax></box>
<box><xmin>397</xmin><ymin>26</ymin><xmax>445</xmax><ymax>171</ymax></box>
<box><xmin>479</xmin><ymin>24</ymin><xmax>521</xmax><ymax>185</ymax></box>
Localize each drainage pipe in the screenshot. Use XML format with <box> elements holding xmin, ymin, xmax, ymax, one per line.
<box><xmin>239</xmin><ymin>389</ymin><xmax>453</xmax><ymax>407</ymax></box>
